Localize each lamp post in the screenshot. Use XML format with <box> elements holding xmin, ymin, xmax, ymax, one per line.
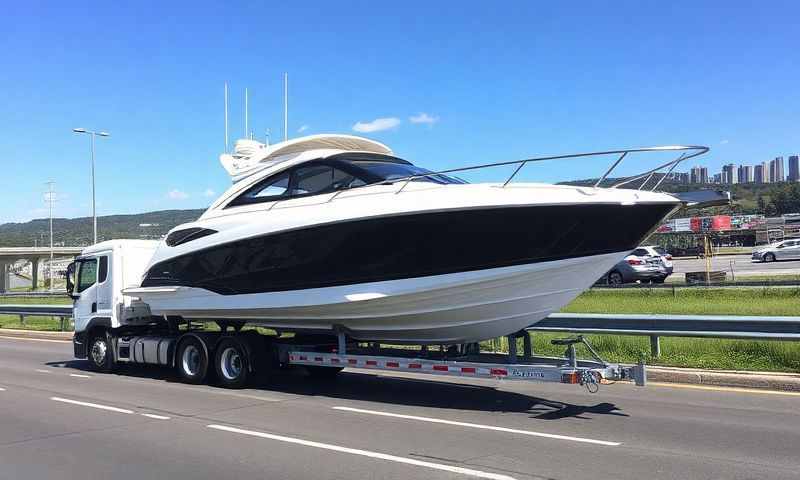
<box><xmin>72</xmin><ymin>128</ymin><xmax>110</xmax><ymax>244</ymax></box>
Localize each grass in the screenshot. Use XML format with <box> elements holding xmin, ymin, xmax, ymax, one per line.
<box><xmin>0</xmin><ymin>295</ymin><xmax>72</xmax><ymax>331</ymax></box>
<box><xmin>563</xmin><ymin>287</ymin><xmax>800</xmax><ymax>316</ymax></box>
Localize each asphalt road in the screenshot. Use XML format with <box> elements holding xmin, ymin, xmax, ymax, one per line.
<box><xmin>672</xmin><ymin>254</ymin><xmax>800</xmax><ymax>277</ymax></box>
<box><xmin>1</xmin><ymin>336</ymin><xmax>799</xmax><ymax>480</ymax></box>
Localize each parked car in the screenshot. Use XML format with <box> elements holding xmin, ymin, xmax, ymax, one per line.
<box><xmin>602</xmin><ymin>247</ymin><xmax>670</xmax><ymax>285</ymax></box>
<box><xmin>752</xmin><ymin>239</ymin><xmax>800</xmax><ymax>262</ymax></box>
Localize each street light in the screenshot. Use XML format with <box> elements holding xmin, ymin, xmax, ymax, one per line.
<box><xmin>73</xmin><ymin>128</ymin><xmax>110</xmax><ymax>244</ymax></box>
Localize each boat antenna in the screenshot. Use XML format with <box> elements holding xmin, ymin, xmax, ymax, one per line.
<box><xmin>244</xmin><ymin>87</ymin><xmax>249</xmax><ymax>140</ymax></box>
<box><xmin>224</xmin><ymin>82</ymin><xmax>229</xmax><ymax>153</ymax></box>
<box><xmin>283</xmin><ymin>72</ymin><xmax>288</xmax><ymax>142</ymax></box>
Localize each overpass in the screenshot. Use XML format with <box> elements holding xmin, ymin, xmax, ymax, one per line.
<box><xmin>0</xmin><ymin>247</ymin><xmax>83</xmax><ymax>292</ymax></box>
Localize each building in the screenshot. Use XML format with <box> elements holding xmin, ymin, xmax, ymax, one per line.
<box><xmin>789</xmin><ymin>155</ymin><xmax>800</xmax><ymax>182</ymax></box>
<box><xmin>690</xmin><ymin>166</ymin><xmax>701</xmax><ymax>184</ymax></box>
<box><xmin>713</xmin><ymin>173</ymin><xmax>722</xmax><ymax>183</ymax></box>
<box><xmin>743</xmin><ymin>165</ymin><xmax>753</xmax><ymax>183</ymax></box>
<box><xmin>754</xmin><ymin>164</ymin><xmax>766</xmax><ymax>184</ymax></box>
<box><xmin>770</xmin><ymin>157</ymin><xmax>785</xmax><ymax>183</ymax></box>
<box><xmin>763</xmin><ymin>161</ymin><xmax>771</xmax><ymax>183</ymax></box>
<box><xmin>722</xmin><ymin>163</ymin><xmax>737</xmax><ymax>184</ymax></box>
<box><xmin>700</xmin><ymin>167</ymin><xmax>709</xmax><ymax>184</ymax></box>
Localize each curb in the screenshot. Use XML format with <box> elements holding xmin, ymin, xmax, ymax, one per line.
<box><xmin>646</xmin><ymin>366</ymin><xmax>800</xmax><ymax>392</ymax></box>
<box><xmin>0</xmin><ymin>328</ymin><xmax>72</xmax><ymax>341</ymax></box>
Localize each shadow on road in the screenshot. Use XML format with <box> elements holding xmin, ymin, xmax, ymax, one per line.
<box><xmin>46</xmin><ymin>359</ymin><xmax>627</xmax><ymax>420</ymax></box>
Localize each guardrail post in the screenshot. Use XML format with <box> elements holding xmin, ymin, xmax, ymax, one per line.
<box><xmin>59</xmin><ymin>317</ymin><xmax>66</xmax><ymax>332</ymax></box>
<box><xmin>19</xmin><ymin>314</ymin><xmax>25</xmax><ymax>326</ymax></box>
<box><xmin>650</xmin><ymin>335</ymin><xmax>661</xmax><ymax>358</ymax></box>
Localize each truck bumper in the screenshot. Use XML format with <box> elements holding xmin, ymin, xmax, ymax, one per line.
<box><xmin>73</xmin><ymin>332</ymin><xmax>87</xmax><ymax>359</ymax></box>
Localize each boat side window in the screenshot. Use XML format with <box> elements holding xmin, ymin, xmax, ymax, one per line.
<box><xmin>227</xmin><ymin>171</ymin><xmax>291</xmax><ymax>207</ymax></box>
<box><xmin>292</xmin><ymin>165</ymin><xmax>363</xmax><ymax>196</ymax></box>
<box><xmin>76</xmin><ymin>258</ymin><xmax>98</xmax><ymax>293</ymax></box>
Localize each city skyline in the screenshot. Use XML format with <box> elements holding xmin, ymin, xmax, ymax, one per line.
<box><xmin>675</xmin><ymin>153</ymin><xmax>800</xmax><ymax>185</ymax></box>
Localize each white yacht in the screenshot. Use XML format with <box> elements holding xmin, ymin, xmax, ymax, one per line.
<box><xmin>125</xmin><ymin>134</ymin><xmax>715</xmax><ymax>343</ymax></box>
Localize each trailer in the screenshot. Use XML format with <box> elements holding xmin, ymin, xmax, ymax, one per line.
<box><xmin>67</xmin><ymin>240</ymin><xmax>645</xmax><ymax>392</ymax></box>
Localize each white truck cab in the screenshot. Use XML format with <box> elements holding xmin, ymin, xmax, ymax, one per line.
<box><xmin>67</xmin><ymin>240</ymin><xmax>159</xmax><ymax>364</ymax></box>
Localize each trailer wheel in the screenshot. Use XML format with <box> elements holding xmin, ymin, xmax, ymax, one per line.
<box><xmin>87</xmin><ymin>330</ymin><xmax>115</xmax><ymax>373</ymax></box>
<box><xmin>214</xmin><ymin>338</ymin><xmax>250</xmax><ymax>389</ymax></box>
<box><xmin>176</xmin><ymin>337</ymin><xmax>209</xmax><ymax>384</ymax></box>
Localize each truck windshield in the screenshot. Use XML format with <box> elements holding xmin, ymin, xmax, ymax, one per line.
<box><xmin>348</xmin><ymin>160</ymin><xmax>467</xmax><ymax>185</ymax></box>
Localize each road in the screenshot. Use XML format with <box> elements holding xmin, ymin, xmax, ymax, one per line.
<box><xmin>1</xmin><ymin>336</ymin><xmax>799</xmax><ymax>480</ymax></box>
<box><xmin>672</xmin><ymin>254</ymin><xmax>800</xmax><ymax>277</ymax></box>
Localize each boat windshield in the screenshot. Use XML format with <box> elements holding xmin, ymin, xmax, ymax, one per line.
<box><xmin>348</xmin><ymin>160</ymin><xmax>467</xmax><ymax>185</ymax></box>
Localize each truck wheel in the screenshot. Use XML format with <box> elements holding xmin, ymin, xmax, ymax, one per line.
<box><xmin>214</xmin><ymin>338</ymin><xmax>250</xmax><ymax>389</ymax></box>
<box><xmin>176</xmin><ymin>337</ymin><xmax>209</xmax><ymax>384</ymax></box>
<box><xmin>88</xmin><ymin>330</ymin><xmax>115</xmax><ymax>373</ymax></box>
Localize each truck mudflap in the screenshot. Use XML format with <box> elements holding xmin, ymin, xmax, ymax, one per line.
<box><xmin>287</xmin><ymin>351</ymin><xmax>647</xmax><ymax>392</ymax></box>
<box><xmin>73</xmin><ymin>332</ymin><xmax>87</xmax><ymax>359</ymax></box>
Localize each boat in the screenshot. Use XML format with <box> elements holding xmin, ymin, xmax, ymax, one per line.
<box><xmin>125</xmin><ymin>134</ymin><xmax>719</xmax><ymax>344</ymax></box>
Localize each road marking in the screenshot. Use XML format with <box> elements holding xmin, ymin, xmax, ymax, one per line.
<box><xmin>333</xmin><ymin>406</ymin><xmax>621</xmax><ymax>446</ymax></box>
<box><xmin>0</xmin><ymin>335</ymin><xmax>71</xmax><ymax>344</ymax></box>
<box><xmin>207</xmin><ymin>424</ymin><xmax>516</xmax><ymax>480</ymax></box>
<box><xmin>50</xmin><ymin>397</ymin><xmax>134</xmax><ymax>414</ymax></box>
<box><xmin>35</xmin><ymin>369</ymin><xmax>51</xmax><ymax>373</ymax></box>
<box><xmin>650</xmin><ymin>381</ymin><xmax>800</xmax><ymax>397</ymax></box>
<box><xmin>0</xmin><ymin>387</ymin><xmax>5</xmax><ymax>391</ymax></box>
<box><xmin>141</xmin><ymin>413</ymin><xmax>170</xmax><ymax>420</ymax></box>
<box><xmin>70</xmin><ymin>373</ymin><xmax>91</xmax><ymax>378</ymax></box>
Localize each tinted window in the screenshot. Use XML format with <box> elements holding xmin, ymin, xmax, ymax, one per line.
<box><xmin>77</xmin><ymin>259</ymin><xmax>97</xmax><ymax>293</ymax></box>
<box><xmin>98</xmin><ymin>256</ymin><xmax>108</xmax><ymax>283</ymax></box>
<box><xmin>229</xmin><ymin>171</ymin><xmax>291</xmax><ymax>207</ymax></box>
<box><xmin>349</xmin><ymin>160</ymin><xmax>466</xmax><ymax>184</ymax></box>
<box><xmin>293</xmin><ymin>165</ymin><xmax>359</xmax><ymax>195</ymax></box>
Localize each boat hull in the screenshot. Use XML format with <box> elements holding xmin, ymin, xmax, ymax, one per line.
<box><xmin>132</xmin><ymin>251</ymin><xmax>625</xmax><ymax>343</ymax></box>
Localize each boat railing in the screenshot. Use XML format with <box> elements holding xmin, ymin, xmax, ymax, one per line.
<box><xmin>315</xmin><ymin>145</ymin><xmax>708</xmax><ymax>206</ymax></box>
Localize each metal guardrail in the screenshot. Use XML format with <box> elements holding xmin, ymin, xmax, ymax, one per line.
<box><xmin>593</xmin><ymin>280</ymin><xmax>800</xmax><ymax>289</ymax></box>
<box><xmin>0</xmin><ymin>304</ymin><xmax>72</xmax><ymax>331</ymax></box>
<box><xmin>528</xmin><ymin>312</ymin><xmax>800</xmax><ymax>357</ymax></box>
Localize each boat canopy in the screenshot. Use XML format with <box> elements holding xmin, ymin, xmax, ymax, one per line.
<box><xmin>219</xmin><ymin>134</ymin><xmax>393</xmax><ymax>182</ymax></box>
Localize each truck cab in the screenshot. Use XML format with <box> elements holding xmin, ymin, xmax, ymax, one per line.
<box><xmin>67</xmin><ymin>240</ymin><xmax>159</xmax><ymax>366</ymax></box>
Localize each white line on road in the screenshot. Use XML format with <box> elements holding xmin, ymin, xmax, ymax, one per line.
<box><xmin>51</xmin><ymin>397</ymin><xmax>134</xmax><ymax>414</ymax></box>
<box><xmin>333</xmin><ymin>406</ymin><xmax>621</xmax><ymax>447</ymax></box>
<box><xmin>207</xmin><ymin>424</ymin><xmax>517</xmax><ymax>480</ymax></box>
<box><xmin>141</xmin><ymin>413</ymin><xmax>170</xmax><ymax>420</ymax></box>
<box><xmin>35</xmin><ymin>369</ymin><xmax>51</xmax><ymax>373</ymax></box>
<box><xmin>0</xmin><ymin>387</ymin><xmax>5</xmax><ymax>391</ymax></box>
<box><xmin>69</xmin><ymin>373</ymin><xmax>91</xmax><ymax>378</ymax></box>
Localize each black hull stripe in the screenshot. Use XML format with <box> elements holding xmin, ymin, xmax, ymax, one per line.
<box><xmin>142</xmin><ymin>203</ymin><xmax>676</xmax><ymax>295</ymax></box>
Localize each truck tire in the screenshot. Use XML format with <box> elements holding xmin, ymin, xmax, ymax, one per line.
<box><xmin>176</xmin><ymin>336</ymin><xmax>209</xmax><ymax>384</ymax></box>
<box><xmin>87</xmin><ymin>330</ymin><xmax>116</xmax><ymax>373</ymax></box>
<box><xmin>214</xmin><ymin>338</ymin><xmax>250</xmax><ymax>389</ymax></box>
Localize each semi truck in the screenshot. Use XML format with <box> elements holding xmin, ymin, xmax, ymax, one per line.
<box><xmin>67</xmin><ymin>240</ymin><xmax>646</xmax><ymax>391</ymax></box>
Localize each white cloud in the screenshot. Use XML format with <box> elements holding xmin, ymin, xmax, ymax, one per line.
<box><xmin>409</xmin><ymin>112</ymin><xmax>439</xmax><ymax>125</ymax></box>
<box><xmin>297</xmin><ymin>125</ymin><xmax>309</xmax><ymax>133</ymax></box>
<box><xmin>203</xmin><ymin>188</ymin><xmax>216</xmax><ymax>197</ymax></box>
<box><xmin>720</xmin><ymin>139</ymin><xmax>729</xmax><ymax>145</ymax></box>
<box><xmin>352</xmin><ymin>117</ymin><xmax>401</xmax><ymax>133</ymax></box>
<box><xmin>167</xmin><ymin>189</ymin><xmax>189</xmax><ymax>200</ymax></box>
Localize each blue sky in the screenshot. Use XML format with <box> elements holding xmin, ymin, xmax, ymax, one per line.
<box><xmin>2</xmin><ymin>1</ymin><xmax>798</xmax><ymax>223</ymax></box>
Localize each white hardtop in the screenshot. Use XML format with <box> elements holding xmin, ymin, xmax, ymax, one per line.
<box><xmin>78</xmin><ymin>239</ymin><xmax>160</xmax><ymax>257</ymax></box>
<box><xmin>219</xmin><ymin>134</ymin><xmax>392</xmax><ymax>183</ymax></box>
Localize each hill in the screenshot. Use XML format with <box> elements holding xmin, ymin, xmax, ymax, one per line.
<box><xmin>0</xmin><ymin>209</ymin><xmax>204</xmax><ymax>247</ymax></box>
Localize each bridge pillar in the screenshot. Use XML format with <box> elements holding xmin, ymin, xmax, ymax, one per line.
<box><xmin>0</xmin><ymin>261</ymin><xmax>8</xmax><ymax>293</ymax></box>
<box><xmin>30</xmin><ymin>258</ymin><xmax>39</xmax><ymax>291</ymax></box>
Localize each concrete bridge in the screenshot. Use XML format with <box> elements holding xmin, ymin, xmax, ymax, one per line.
<box><xmin>0</xmin><ymin>247</ymin><xmax>83</xmax><ymax>292</ymax></box>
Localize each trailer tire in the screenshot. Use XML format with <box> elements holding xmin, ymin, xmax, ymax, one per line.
<box><xmin>87</xmin><ymin>329</ymin><xmax>115</xmax><ymax>373</ymax></box>
<box><xmin>214</xmin><ymin>338</ymin><xmax>250</xmax><ymax>389</ymax></box>
<box><xmin>176</xmin><ymin>336</ymin><xmax>209</xmax><ymax>384</ymax></box>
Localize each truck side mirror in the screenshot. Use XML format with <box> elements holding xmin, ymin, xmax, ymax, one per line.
<box><xmin>65</xmin><ymin>262</ymin><xmax>79</xmax><ymax>300</ymax></box>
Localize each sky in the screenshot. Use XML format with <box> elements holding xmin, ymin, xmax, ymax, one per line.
<box><xmin>1</xmin><ymin>1</ymin><xmax>798</xmax><ymax>223</ymax></box>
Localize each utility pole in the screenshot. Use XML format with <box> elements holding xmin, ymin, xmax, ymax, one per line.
<box><xmin>45</xmin><ymin>181</ymin><xmax>55</xmax><ymax>290</ymax></box>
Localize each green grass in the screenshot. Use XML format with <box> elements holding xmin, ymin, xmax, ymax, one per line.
<box><xmin>0</xmin><ymin>295</ymin><xmax>72</xmax><ymax>331</ymax></box>
<box><xmin>564</xmin><ymin>287</ymin><xmax>800</xmax><ymax>316</ymax></box>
